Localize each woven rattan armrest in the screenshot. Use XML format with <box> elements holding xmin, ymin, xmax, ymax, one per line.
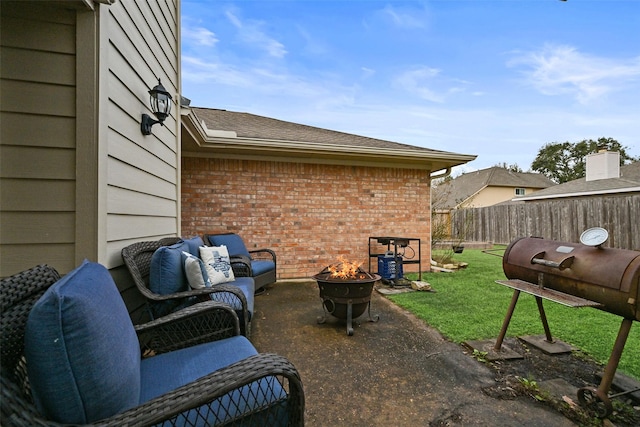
<box><xmin>146</xmin><ymin>284</ymin><xmax>249</xmax><ymax>335</ymax></box>
<box><xmin>93</xmin><ymin>353</ymin><xmax>305</xmax><ymax>427</ymax></box>
<box><xmin>249</xmin><ymin>248</ymin><xmax>277</xmax><ymax>262</ymax></box>
<box><xmin>135</xmin><ymin>301</ymin><xmax>241</xmax><ymax>355</ymax></box>
<box><xmin>229</xmin><ymin>255</ymin><xmax>252</xmax><ymax>277</ymax></box>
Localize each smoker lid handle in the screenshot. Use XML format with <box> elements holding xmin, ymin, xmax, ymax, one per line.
<box><xmin>531</xmin><ymin>251</ymin><xmax>575</xmax><ymax>270</ymax></box>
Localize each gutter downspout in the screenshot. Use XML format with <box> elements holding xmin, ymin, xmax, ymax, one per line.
<box><xmin>430</xmin><ymin>167</ymin><xmax>452</xmax><ymax>180</ymax></box>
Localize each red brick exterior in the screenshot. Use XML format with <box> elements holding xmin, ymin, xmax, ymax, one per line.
<box><xmin>181</xmin><ymin>157</ymin><xmax>432</xmax><ymax>279</ymax></box>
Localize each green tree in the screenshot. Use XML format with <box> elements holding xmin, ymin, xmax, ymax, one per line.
<box><xmin>530</xmin><ymin>137</ymin><xmax>639</xmax><ymax>183</ymax></box>
<box><xmin>493</xmin><ymin>162</ymin><xmax>523</xmax><ymax>173</ymax></box>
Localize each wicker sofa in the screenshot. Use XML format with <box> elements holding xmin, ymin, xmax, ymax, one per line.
<box><xmin>122</xmin><ymin>236</ymin><xmax>255</xmax><ymax>336</ymax></box>
<box><xmin>0</xmin><ymin>263</ymin><xmax>304</xmax><ymax>426</ymax></box>
<box><xmin>204</xmin><ymin>233</ymin><xmax>277</xmax><ymax>294</ymax></box>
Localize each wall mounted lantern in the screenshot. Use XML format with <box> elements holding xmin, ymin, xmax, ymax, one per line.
<box><xmin>141</xmin><ymin>78</ymin><xmax>172</xmax><ymax>135</ymax></box>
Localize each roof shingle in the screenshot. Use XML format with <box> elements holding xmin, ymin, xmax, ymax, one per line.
<box><xmin>192</xmin><ymin>107</ymin><xmax>458</xmax><ymax>155</ymax></box>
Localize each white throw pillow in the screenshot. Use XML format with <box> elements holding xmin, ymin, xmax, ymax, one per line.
<box><xmin>199</xmin><ymin>245</ymin><xmax>236</xmax><ymax>285</ymax></box>
<box><xmin>181</xmin><ymin>251</ymin><xmax>211</xmax><ymax>289</ymax></box>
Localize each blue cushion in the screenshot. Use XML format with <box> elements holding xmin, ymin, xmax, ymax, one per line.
<box><xmin>211</xmin><ymin>276</ymin><xmax>255</xmax><ymax>320</ymax></box>
<box><xmin>25</xmin><ymin>260</ymin><xmax>141</xmax><ymax>424</ymax></box>
<box><xmin>140</xmin><ymin>336</ymin><xmax>288</xmax><ymax>426</ymax></box>
<box><xmin>182</xmin><ymin>235</ymin><xmax>205</xmax><ymax>256</ymax></box>
<box><xmin>150</xmin><ymin>241</ymin><xmax>189</xmax><ymax>295</ymax></box>
<box><xmin>207</xmin><ymin>234</ymin><xmax>250</xmax><ymax>257</ymax></box>
<box><xmin>149</xmin><ymin>241</ymin><xmax>190</xmax><ymax>316</ymax></box>
<box><xmin>139</xmin><ymin>336</ymin><xmax>257</xmax><ymax>401</ymax></box>
<box><xmin>251</xmin><ymin>259</ymin><xmax>275</xmax><ymax>276</ymax></box>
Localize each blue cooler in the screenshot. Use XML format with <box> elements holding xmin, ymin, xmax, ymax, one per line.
<box><xmin>377</xmin><ymin>251</ymin><xmax>403</xmax><ymax>280</ymax></box>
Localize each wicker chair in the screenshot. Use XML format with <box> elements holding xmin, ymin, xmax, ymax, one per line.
<box><xmin>122</xmin><ymin>238</ymin><xmax>253</xmax><ymax>336</ymax></box>
<box><xmin>0</xmin><ymin>264</ymin><xmax>305</xmax><ymax>426</ymax></box>
<box><xmin>204</xmin><ymin>233</ymin><xmax>277</xmax><ymax>293</ymax></box>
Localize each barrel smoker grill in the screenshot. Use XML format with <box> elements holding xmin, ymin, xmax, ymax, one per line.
<box><xmin>496</xmin><ymin>236</ymin><xmax>640</xmax><ymax>417</ymax></box>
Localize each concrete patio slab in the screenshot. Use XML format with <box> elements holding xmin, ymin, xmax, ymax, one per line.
<box><xmin>252</xmin><ymin>281</ymin><xmax>577</xmax><ymax>426</ymax></box>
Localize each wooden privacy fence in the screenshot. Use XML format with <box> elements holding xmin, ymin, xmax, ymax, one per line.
<box><xmin>450</xmin><ymin>194</ymin><xmax>640</xmax><ymax>250</ymax></box>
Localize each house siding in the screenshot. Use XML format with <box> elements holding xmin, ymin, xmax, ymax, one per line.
<box><xmin>182</xmin><ymin>157</ymin><xmax>432</xmax><ymax>279</ymax></box>
<box><xmin>102</xmin><ymin>0</ymin><xmax>181</xmax><ymax>269</ymax></box>
<box><xmin>1</xmin><ymin>0</ymin><xmax>181</xmax><ymax>288</ymax></box>
<box><xmin>0</xmin><ymin>3</ymin><xmax>78</xmax><ymax>276</ymax></box>
<box><xmin>462</xmin><ymin>186</ymin><xmax>542</xmax><ymax>208</ymax></box>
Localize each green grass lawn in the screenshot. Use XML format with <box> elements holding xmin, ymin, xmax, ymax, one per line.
<box><xmin>388</xmin><ymin>248</ymin><xmax>640</xmax><ymax>380</ymax></box>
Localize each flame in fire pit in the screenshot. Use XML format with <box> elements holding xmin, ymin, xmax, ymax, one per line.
<box><xmin>328</xmin><ymin>256</ymin><xmax>368</xmax><ymax>280</ymax></box>
<box><xmin>313</xmin><ymin>256</ymin><xmax>380</xmax><ymax>283</ymax></box>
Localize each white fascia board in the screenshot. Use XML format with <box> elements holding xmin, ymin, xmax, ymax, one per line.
<box><xmin>512</xmin><ymin>187</ymin><xmax>640</xmax><ymax>201</ymax></box>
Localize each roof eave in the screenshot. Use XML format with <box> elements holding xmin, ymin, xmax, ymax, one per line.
<box><xmin>182</xmin><ymin>110</ymin><xmax>476</xmax><ymax>171</ymax></box>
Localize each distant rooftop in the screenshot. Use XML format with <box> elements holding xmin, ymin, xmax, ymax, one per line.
<box><xmin>513</xmin><ymin>161</ymin><xmax>640</xmax><ymax>201</ymax></box>
<box><xmin>435</xmin><ymin>167</ymin><xmax>556</xmax><ymax>209</ymax></box>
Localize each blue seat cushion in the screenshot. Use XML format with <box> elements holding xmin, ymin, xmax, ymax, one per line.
<box><xmin>207</xmin><ymin>234</ymin><xmax>250</xmax><ymax>258</ymax></box>
<box><xmin>140</xmin><ymin>336</ymin><xmax>288</xmax><ymax>426</ymax></box>
<box><xmin>211</xmin><ymin>276</ymin><xmax>255</xmax><ymax>321</ymax></box>
<box><xmin>25</xmin><ymin>260</ymin><xmax>141</xmax><ymax>424</ymax></box>
<box><xmin>251</xmin><ymin>259</ymin><xmax>275</xmax><ymax>276</ymax></box>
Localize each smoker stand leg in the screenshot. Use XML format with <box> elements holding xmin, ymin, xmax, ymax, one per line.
<box><xmin>577</xmin><ymin>318</ymin><xmax>633</xmax><ymax>418</ymax></box>
<box><xmin>535</xmin><ymin>296</ymin><xmax>554</xmax><ymax>343</ymax></box>
<box><xmin>494</xmin><ymin>290</ymin><xmax>520</xmax><ymax>351</ymax></box>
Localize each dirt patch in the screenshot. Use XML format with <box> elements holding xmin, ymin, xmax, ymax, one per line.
<box><xmin>467</xmin><ymin>337</ymin><xmax>640</xmax><ymax>426</ymax></box>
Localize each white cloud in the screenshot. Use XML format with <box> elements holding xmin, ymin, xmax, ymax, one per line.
<box><xmin>361</xmin><ymin>67</ymin><xmax>376</xmax><ymax>79</ymax></box>
<box><xmin>182</xmin><ymin>56</ymin><xmax>252</xmax><ymax>86</ymax></box>
<box><xmin>508</xmin><ymin>44</ymin><xmax>640</xmax><ymax>104</ymax></box>
<box><xmin>393</xmin><ymin>67</ymin><xmax>444</xmax><ymax>103</ymax></box>
<box><xmin>182</xmin><ymin>54</ymin><xmax>356</xmax><ymax>107</ymax></box>
<box><xmin>182</xmin><ymin>26</ymin><xmax>218</xmax><ymax>47</ymax></box>
<box><xmin>376</xmin><ymin>4</ymin><xmax>429</xmax><ymax>29</ymax></box>
<box><xmin>393</xmin><ymin>67</ymin><xmax>468</xmax><ymax>103</ymax></box>
<box><xmin>225</xmin><ymin>10</ymin><xmax>287</xmax><ymax>58</ymax></box>
<box><xmin>295</xmin><ymin>24</ymin><xmax>330</xmax><ymax>57</ymax></box>
<box><xmin>382</xmin><ymin>5</ymin><xmax>425</xmax><ymax>28</ymax></box>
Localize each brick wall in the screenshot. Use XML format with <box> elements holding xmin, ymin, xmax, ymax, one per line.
<box><xmin>181</xmin><ymin>157</ymin><xmax>432</xmax><ymax>279</ymax></box>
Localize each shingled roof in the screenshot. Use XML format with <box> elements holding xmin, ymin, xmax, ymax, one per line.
<box><xmin>181</xmin><ymin>107</ymin><xmax>476</xmax><ymax>172</ymax></box>
<box><xmin>434</xmin><ymin>167</ymin><xmax>556</xmax><ymax>209</ymax></box>
<box><xmin>513</xmin><ymin>161</ymin><xmax>640</xmax><ymax>201</ymax></box>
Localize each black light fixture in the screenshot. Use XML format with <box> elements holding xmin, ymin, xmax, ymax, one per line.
<box><xmin>141</xmin><ymin>78</ymin><xmax>173</xmax><ymax>135</ymax></box>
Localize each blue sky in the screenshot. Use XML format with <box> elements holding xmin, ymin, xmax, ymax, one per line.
<box><xmin>181</xmin><ymin>1</ymin><xmax>640</xmax><ymax>174</ymax></box>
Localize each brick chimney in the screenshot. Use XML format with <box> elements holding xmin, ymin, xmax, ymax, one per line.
<box><xmin>585</xmin><ymin>150</ymin><xmax>620</xmax><ymax>181</ymax></box>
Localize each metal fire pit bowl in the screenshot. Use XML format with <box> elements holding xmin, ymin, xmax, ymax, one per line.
<box><xmin>313</xmin><ymin>268</ymin><xmax>381</xmax><ymax>336</ymax></box>
<box><xmin>496</xmin><ymin>235</ymin><xmax>640</xmax><ymax>417</ymax></box>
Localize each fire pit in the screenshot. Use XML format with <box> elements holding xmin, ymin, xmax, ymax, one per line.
<box><xmin>313</xmin><ymin>256</ymin><xmax>380</xmax><ymax>336</ymax></box>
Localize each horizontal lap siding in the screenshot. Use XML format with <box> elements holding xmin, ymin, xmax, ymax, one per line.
<box><xmin>182</xmin><ymin>158</ymin><xmax>432</xmax><ymax>279</ymax></box>
<box><xmin>0</xmin><ymin>3</ymin><xmax>77</xmax><ymax>276</ymax></box>
<box><xmin>105</xmin><ymin>0</ymin><xmax>180</xmax><ymax>269</ymax></box>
